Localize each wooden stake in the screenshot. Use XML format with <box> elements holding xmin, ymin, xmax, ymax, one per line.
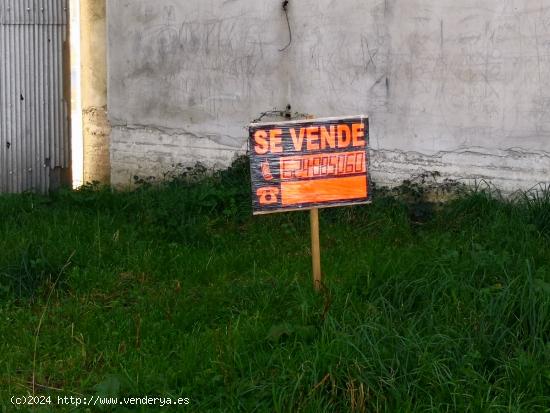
<box><xmin>310</xmin><ymin>208</ymin><xmax>321</xmax><ymax>291</ymax></box>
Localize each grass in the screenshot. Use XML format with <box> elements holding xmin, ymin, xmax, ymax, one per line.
<box><xmin>0</xmin><ymin>159</ymin><xmax>549</xmax><ymax>412</ymax></box>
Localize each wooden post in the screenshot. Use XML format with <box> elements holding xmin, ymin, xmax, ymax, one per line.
<box><xmin>310</xmin><ymin>208</ymin><xmax>321</xmax><ymax>291</ymax></box>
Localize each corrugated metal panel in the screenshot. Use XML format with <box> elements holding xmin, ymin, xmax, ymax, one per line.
<box><xmin>0</xmin><ymin>0</ymin><xmax>69</xmax><ymax>193</ymax></box>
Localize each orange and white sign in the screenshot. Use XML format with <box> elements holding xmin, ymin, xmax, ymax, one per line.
<box><xmin>249</xmin><ymin>115</ymin><xmax>370</xmax><ymax>214</ymax></box>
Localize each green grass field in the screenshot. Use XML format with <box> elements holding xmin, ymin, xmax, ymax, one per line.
<box><xmin>1</xmin><ymin>160</ymin><xmax>549</xmax><ymax>412</ymax></box>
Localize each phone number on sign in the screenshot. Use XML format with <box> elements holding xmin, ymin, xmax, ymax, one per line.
<box><xmin>280</xmin><ymin>151</ymin><xmax>366</xmax><ymax>180</ymax></box>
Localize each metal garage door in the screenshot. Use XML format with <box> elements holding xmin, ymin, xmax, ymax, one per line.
<box><xmin>0</xmin><ymin>0</ymin><xmax>70</xmax><ymax>193</ymax></box>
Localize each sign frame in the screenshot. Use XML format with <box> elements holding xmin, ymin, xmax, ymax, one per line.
<box><xmin>249</xmin><ymin>115</ymin><xmax>371</xmax><ymax>215</ymax></box>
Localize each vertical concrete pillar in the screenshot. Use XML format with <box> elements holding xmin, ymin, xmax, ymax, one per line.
<box><xmin>80</xmin><ymin>0</ymin><xmax>110</xmax><ymax>184</ymax></box>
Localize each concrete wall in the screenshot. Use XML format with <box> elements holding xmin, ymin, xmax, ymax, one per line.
<box><xmin>107</xmin><ymin>0</ymin><xmax>550</xmax><ymax>191</ymax></box>
<box><xmin>81</xmin><ymin>0</ymin><xmax>110</xmax><ymax>184</ymax></box>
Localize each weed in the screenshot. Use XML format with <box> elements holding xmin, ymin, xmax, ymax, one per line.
<box><xmin>0</xmin><ymin>161</ymin><xmax>549</xmax><ymax>411</ymax></box>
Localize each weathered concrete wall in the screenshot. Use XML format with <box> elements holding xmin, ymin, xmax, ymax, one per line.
<box><xmin>81</xmin><ymin>0</ymin><xmax>110</xmax><ymax>184</ymax></box>
<box><xmin>107</xmin><ymin>0</ymin><xmax>550</xmax><ymax>190</ymax></box>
